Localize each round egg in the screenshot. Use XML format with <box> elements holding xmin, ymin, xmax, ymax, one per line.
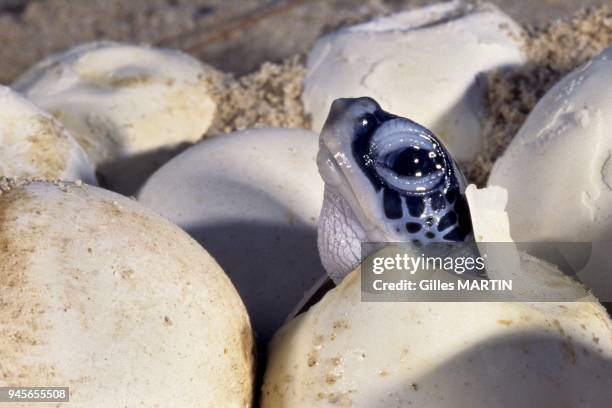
<box><xmin>262</xmin><ymin>186</ymin><xmax>612</xmax><ymax>407</ymax></box>
<box><xmin>488</xmin><ymin>47</ymin><xmax>612</xmax><ymax>302</ymax></box>
<box><xmin>489</xmin><ymin>47</ymin><xmax>612</xmax><ymax>242</ymax></box>
<box><xmin>138</xmin><ymin>128</ymin><xmax>325</xmax><ymax>342</ymax></box>
<box><xmin>0</xmin><ymin>180</ymin><xmax>254</xmax><ymax>406</ymax></box>
<box><xmin>13</xmin><ymin>42</ymin><xmax>221</xmax><ymax>195</ymax></box>
<box><xmin>263</xmin><ymin>271</ymin><xmax>611</xmax><ymax>407</ymax></box>
<box><xmin>303</xmin><ymin>1</ymin><xmax>525</xmax><ymax>161</ymax></box>
<box><xmin>0</xmin><ymin>86</ymin><xmax>95</xmax><ymax>184</ymax></box>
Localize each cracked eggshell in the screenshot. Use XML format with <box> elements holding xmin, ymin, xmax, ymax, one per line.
<box><xmin>467</xmin><ymin>185</ymin><xmax>591</xmax><ymax>301</ymax></box>
<box><xmin>13</xmin><ymin>41</ymin><xmax>220</xmax><ymax>195</ymax></box>
<box><xmin>0</xmin><ymin>181</ymin><xmax>254</xmax><ymax>407</ymax></box>
<box><xmin>262</xmin><ymin>273</ymin><xmax>611</xmax><ymax>407</ymax></box>
<box><xmin>262</xmin><ymin>186</ymin><xmax>612</xmax><ymax>407</ymax></box>
<box><xmin>138</xmin><ymin>128</ymin><xmax>325</xmax><ymax>342</ymax></box>
<box><xmin>0</xmin><ymin>86</ymin><xmax>95</xmax><ymax>183</ymax></box>
<box><xmin>303</xmin><ymin>1</ymin><xmax>525</xmax><ymax>161</ymax></box>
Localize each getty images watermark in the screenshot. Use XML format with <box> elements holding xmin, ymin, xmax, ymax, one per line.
<box><xmin>360</xmin><ymin>242</ymin><xmax>604</xmax><ymax>302</ymax></box>
<box><xmin>370</xmin><ymin>251</ymin><xmax>512</xmax><ymax>292</ymax></box>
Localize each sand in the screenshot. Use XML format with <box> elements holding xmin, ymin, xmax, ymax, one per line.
<box><xmin>205</xmin><ymin>56</ymin><xmax>309</xmax><ymax>135</ymax></box>
<box><xmin>468</xmin><ymin>5</ymin><xmax>612</xmax><ymax>184</ymax></box>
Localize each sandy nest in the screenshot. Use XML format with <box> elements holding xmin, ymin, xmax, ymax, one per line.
<box><xmin>204</xmin><ymin>5</ymin><xmax>611</xmax><ymax>185</ymax></box>
<box><xmin>1</xmin><ymin>3</ymin><xmax>610</xmax><ymax>185</ymax></box>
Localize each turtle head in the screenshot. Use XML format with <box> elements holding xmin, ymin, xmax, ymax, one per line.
<box><xmin>317</xmin><ymin>97</ymin><xmax>473</xmax><ymax>281</ymax></box>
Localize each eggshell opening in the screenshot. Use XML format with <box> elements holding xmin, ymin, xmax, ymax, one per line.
<box><xmin>262</xmin><ymin>185</ymin><xmax>611</xmax><ymax>407</ymax></box>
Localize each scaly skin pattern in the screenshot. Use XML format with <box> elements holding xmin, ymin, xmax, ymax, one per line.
<box><xmin>318</xmin><ymin>186</ymin><xmax>367</xmax><ymax>283</ymax></box>
<box><xmin>317</xmin><ymin>97</ymin><xmax>473</xmax><ymax>281</ymax></box>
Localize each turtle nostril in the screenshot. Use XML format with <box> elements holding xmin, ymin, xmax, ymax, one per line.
<box><xmin>373</xmin><ymin>109</ymin><xmax>396</xmax><ymax>122</ymax></box>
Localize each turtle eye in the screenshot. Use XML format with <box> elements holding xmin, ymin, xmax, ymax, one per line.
<box><xmin>385</xmin><ymin>147</ymin><xmax>445</xmax><ymax>178</ymax></box>
<box><xmin>366</xmin><ymin>118</ymin><xmax>450</xmax><ymax>193</ymax></box>
<box><xmin>355</xmin><ymin>113</ymin><xmax>377</xmax><ymax>138</ymax></box>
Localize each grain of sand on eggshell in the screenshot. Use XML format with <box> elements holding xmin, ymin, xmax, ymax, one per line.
<box><xmin>204</xmin><ymin>5</ymin><xmax>611</xmax><ymax>186</ymax></box>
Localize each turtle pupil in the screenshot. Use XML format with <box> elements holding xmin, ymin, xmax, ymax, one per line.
<box><xmin>387</xmin><ymin>147</ymin><xmax>443</xmax><ymax>177</ymax></box>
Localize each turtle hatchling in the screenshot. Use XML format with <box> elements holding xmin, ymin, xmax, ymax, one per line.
<box><xmin>317</xmin><ymin>97</ymin><xmax>473</xmax><ymax>282</ymax></box>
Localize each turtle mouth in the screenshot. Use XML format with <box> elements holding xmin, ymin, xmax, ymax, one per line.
<box><xmin>317</xmin><ymin>146</ymin><xmax>384</xmax><ymax>236</ymax></box>
<box><xmin>316</xmin><ymin>146</ymin><xmax>345</xmax><ymax>189</ymax></box>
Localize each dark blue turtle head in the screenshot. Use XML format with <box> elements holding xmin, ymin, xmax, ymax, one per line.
<box><xmin>317</xmin><ymin>97</ymin><xmax>472</xmax><ymax>243</ymax></box>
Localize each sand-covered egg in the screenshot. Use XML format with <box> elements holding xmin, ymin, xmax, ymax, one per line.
<box><xmin>13</xmin><ymin>41</ymin><xmax>221</xmax><ymax>194</ymax></box>
<box><xmin>263</xmin><ymin>272</ymin><xmax>611</xmax><ymax>407</ymax></box>
<box><xmin>303</xmin><ymin>1</ymin><xmax>525</xmax><ymax>162</ymax></box>
<box><xmin>139</xmin><ymin>128</ymin><xmax>325</xmax><ymax>342</ymax></box>
<box><xmin>0</xmin><ymin>180</ymin><xmax>254</xmax><ymax>406</ymax></box>
<box><xmin>262</xmin><ymin>187</ymin><xmax>612</xmax><ymax>408</ymax></box>
<box><xmin>0</xmin><ymin>86</ymin><xmax>95</xmax><ymax>183</ymax></box>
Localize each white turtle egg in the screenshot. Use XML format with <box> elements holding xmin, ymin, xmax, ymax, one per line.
<box><xmin>488</xmin><ymin>47</ymin><xmax>612</xmax><ymax>301</ymax></box>
<box><xmin>489</xmin><ymin>47</ymin><xmax>612</xmax><ymax>242</ymax></box>
<box><xmin>263</xmin><ymin>274</ymin><xmax>611</xmax><ymax>407</ymax></box>
<box><xmin>0</xmin><ymin>86</ymin><xmax>95</xmax><ymax>184</ymax></box>
<box><xmin>13</xmin><ymin>41</ymin><xmax>220</xmax><ymax>195</ymax></box>
<box><xmin>303</xmin><ymin>1</ymin><xmax>525</xmax><ymax>162</ymax></box>
<box><xmin>138</xmin><ymin>128</ymin><xmax>325</xmax><ymax>342</ymax></box>
<box><xmin>262</xmin><ymin>186</ymin><xmax>612</xmax><ymax>408</ymax></box>
<box><xmin>0</xmin><ymin>180</ymin><xmax>254</xmax><ymax>406</ymax></box>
